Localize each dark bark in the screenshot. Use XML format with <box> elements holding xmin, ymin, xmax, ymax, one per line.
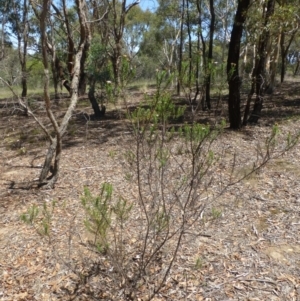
<box><xmin>227</xmin><ymin>0</ymin><xmax>250</xmax><ymax>129</ymax></box>
<box><xmin>21</xmin><ymin>0</ymin><xmax>28</xmax><ymax>99</ymax></box>
<box><xmin>21</xmin><ymin>66</ymin><xmax>28</xmax><ymax>116</ymax></box>
<box><xmin>294</xmin><ymin>57</ymin><xmax>300</xmax><ymax>76</ymax></box>
<box><xmin>242</xmin><ymin>79</ymin><xmax>255</xmax><ymax>126</ymax></box>
<box><xmin>280</xmin><ymin>31</ymin><xmax>296</xmax><ymax>83</ymax></box>
<box><xmin>61</xmin><ymin>0</ymin><xmax>75</xmax><ymax>78</ymax></box>
<box><xmin>21</xmin><ymin>65</ymin><xmax>27</xmax><ymax>98</ymax></box>
<box><xmin>194</xmin><ymin>0</ymin><xmax>203</xmax><ymax>106</ymax></box>
<box><xmin>196</xmin><ymin>0</ymin><xmax>207</xmax><ymax>110</ymax></box>
<box><xmin>186</xmin><ymin>0</ymin><xmax>193</xmax><ymax>101</ymax></box>
<box><xmin>78</xmin><ymin>20</ymin><xmax>91</xmax><ymax>96</ymax></box>
<box><xmin>78</xmin><ymin>67</ymin><xmax>87</xmax><ymax>96</ymax></box>
<box><xmin>265</xmin><ymin>32</ymin><xmax>281</xmax><ymax>95</ymax></box>
<box><xmin>205</xmin><ymin>0</ymin><xmax>215</xmax><ymax>110</ymax></box>
<box><xmin>177</xmin><ymin>0</ymin><xmax>185</xmax><ymax>95</ymax></box>
<box><xmin>280</xmin><ymin>32</ymin><xmax>285</xmax><ymax>83</ymax></box>
<box><xmin>54</xmin><ymin>55</ymin><xmax>70</xmax><ymax>93</ymax></box>
<box><xmin>0</xmin><ymin>3</ymin><xmax>6</xmax><ymax>61</ymax></box>
<box><xmin>111</xmin><ymin>43</ymin><xmax>122</xmax><ymax>91</ymax></box>
<box><xmin>39</xmin><ymin>138</ymin><xmax>57</xmax><ymax>183</ymax></box>
<box><xmin>248</xmin><ymin>0</ymin><xmax>275</xmax><ymax>124</ymax></box>
<box><xmin>88</xmin><ymin>81</ymin><xmax>106</xmax><ymax>118</ymax></box>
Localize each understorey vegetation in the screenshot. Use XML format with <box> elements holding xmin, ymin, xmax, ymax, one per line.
<box><xmin>1</xmin><ymin>0</ymin><xmax>300</xmax><ymax>300</ymax></box>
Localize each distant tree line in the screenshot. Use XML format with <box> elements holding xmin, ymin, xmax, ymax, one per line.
<box><xmin>1</xmin><ymin>0</ymin><xmax>300</xmax><ymax>128</ymax></box>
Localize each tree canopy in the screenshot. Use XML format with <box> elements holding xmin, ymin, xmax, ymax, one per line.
<box><xmin>1</xmin><ymin>0</ymin><xmax>300</xmax><ymax>129</ymax></box>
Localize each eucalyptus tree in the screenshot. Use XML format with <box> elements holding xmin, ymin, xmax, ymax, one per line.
<box><xmin>246</xmin><ymin>0</ymin><xmax>276</xmax><ymax>124</ymax></box>
<box><xmin>86</xmin><ymin>34</ymin><xmax>108</xmax><ymax>118</ymax></box>
<box><xmin>30</xmin><ymin>0</ymin><xmax>77</xmax><ymax>97</ymax></box>
<box><xmin>83</xmin><ymin>0</ymin><xmax>141</xmax><ymax>115</ymax></box>
<box><xmin>138</xmin><ymin>14</ymin><xmax>164</xmax><ymax>78</ymax></box>
<box><xmin>204</xmin><ymin>0</ymin><xmax>215</xmax><ymax>109</ymax></box>
<box><xmin>50</xmin><ymin>1</ymin><xmax>83</xmax><ymax>95</ymax></box>
<box><xmin>0</xmin><ymin>1</ymin><xmax>14</xmax><ymax>82</ymax></box>
<box><xmin>0</xmin><ymin>0</ymin><xmax>10</xmax><ymax>62</ymax></box>
<box><xmin>106</xmin><ymin>0</ymin><xmax>140</xmax><ymax>92</ymax></box>
<box><xmin>276</xmin><ymin>0</ymin><xmax>300</xmax><ymax>83</ymax></box>
<box><xmin>26</xmin><ymin>0</ymin><xmax>91</xmax><ymax>187</ymax></box>
<box><xmin>227</xmin><ymin>0</ymin><xmax>251</xmax><ymax>129</ymax></box>
<box><xmin>155</xmin><ymin>0</ymin><xmax>182</xmax><ymax>80</ymax></box>
<box><xmin>182</xmin><ymin>0</ymin><xmax>209</xmax><ymax>106</ymax></box>
<box><xmin>290</xmin><ymin>37</ymin><xmax>300</xmax><ymax>76</ymax></box>
<box><xmin>123</xmin><ymin>5</ymin><xmax>152</xmax><ymax>63</ymax></box>
<box><xmin>7</xmin><ymin>0</ymin><xmax>33</xmax><ymax>101</ymax></box>
<box><xmin>214</xmin><ymin>0</ymin><xmax>237</xmax><ymax>63</ymax></box>
<box><xmin>183</xmin><ymin>0</ymin><xmax>232</xmax><ymax>110</ymax></box>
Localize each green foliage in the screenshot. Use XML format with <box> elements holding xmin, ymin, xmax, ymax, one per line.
<box><xmin>81</xmin><ymin>184</ymin><xmax>112</xmax><ymax>239</ymax></box>
<box><xmin>120</xmin><ymin>55</ymin><xmax>136</xmax><ymax>88</ymax></box>
<box><xmin>21</xmin><ymin>204</ymin><xmax>39</xmax><ymax>225</ymax></box>
<box><xmin>211</xmin><ymin>207</ymin><xmax>222</xmax><ymax>220</ymax></box>
<box><xmin>17</xmin><ymin>146</ymin><xmax>27</xmax><ymax>155</ymax></box>
<box><xmin>113</xmin><ymin>197</ymin><xmax>133</xmax><ymax>224</ymax></box>
<box><xmin>124</xmin><ymin>150</ymin><xmax>135</xmax><ymax>165</ymax></box>
<box><xmin>152</xmin><ymin>209</ymin><xmax>170</xmax><ymax>233</ymax></box>
<box><xmin>181</xmin><ymin>123</ymin><xmax>211</xmax><ymax>142</ymax></box>
<box><xmin>265</xmin><ymin>124</ymin><xmax>280</xmax><ymax>156</ymax></box>
<box><xmin>130</xmin><ymin>71</ymin><xmax>184</xmax><ymax>133</ymax></box>
<box><xmin>81</xmin><ymin>184</ymin><xmax>133</xmax><ymax>253</ymax></box>
<box><xmin>21</xmin><ymin>201</ymin><xmax>56</xmax><ymax>237</ymax></box>
<box><xmin>27</xmin><ymin>57</ymin><xmax>44</xmax><ymax>88</ymax></box>
<box><xmin>194</xmin><ymin>257</ymin><xmax>203</xmax><ymax>270</ymax></box>
<box><xmin>108</xmin><ymin>149</ymin><xmax>117</xmax><ymax>158</ymax></box>
<box><xmin>86</xmin><ymin>35</ymin><xmax>111</xmax><ymax>87</ymax></box>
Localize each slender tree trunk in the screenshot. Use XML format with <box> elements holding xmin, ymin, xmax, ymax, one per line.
<box><xmin>21</xmin><ymin>62</ymin><xmax>28</xmax><ymax>116</ymax></box>
<box><xmin>200</xmin><ymin>32</ymin><xmax>206</xmax><ymax>111</ymax></box>
<box><xmin>205</xmin><ymin>0</ymin><xmax>215</xmax><ymax>110</ymax></box>
<box><xmin>242</xmin><ymin>78</ymin><xmax>255</xmax><ymax>126</ymax></box>
<box><xmin>294</xmin><ymin>56</ymin><xmax>300</xmax><ymax>76</ymax></box>
<box><xmin>21</xmin><ymin>62</ymin><xmax>27</xmax><ymax>98</ymax></box>
<box><xmin>54</xmin><ymin>58</ymin><xmax>71</xmax><ymax>93</ymax></box>
<box><xmin>248</xmin><ymin>0</ymin><xmax>275</xmax><ymax>124</ymax></box>
<box><xmin>38</xmin><ymin>0</ymin><xmax>58</xmax><ymax>185</ymax></box>
<box><xmin>280</xmin><ymin>31</ymin><xmax>286</xmax><ymax>83</ymax></box>
<box><xmin>39</xmin><ymin>137</ymin><xmax>57</xmax><ymax>183</ymax></box>
<box><xmin>37</xmin><ymin>0</ymin><xmax>90</xmax><ymax>187</ymax></box>
<box><xmin>177</xmin><ymin>0</ymin><xmax>185</xmax><ymax>96</ymax></box>
<box><xmin>195</xmin><ymin>0</ymin><xmax>203</xmax><ymax>106</ymax></box>
<box><xmin>110</xmin><ymin>1</ymin><xmax>140</xmax><ymax>94</ymax></box>
<box><xmin>78</xmin><ymin>25</ymin><xmax>90</xmax><ymax>96</ymax></box>
<box><xmin>15</xmin><ymin>0</ymin><xmax>29</xmax><ymax>115</ymax></box>
<box><xmin>52</xmin><ymin>61</ymin><xmax>60</xmax><ymax>100</ymax></box>
<box><xmin>112</xmin><ymin>42</ymin><xmax>122</xmax><ymax>92</ymax></box>
<box><xmin>194</xmin><ymin>21</ymin><xmax>201</xmax><ymax>104</ymax></box>
<box><xmin>88</xmin><ymin>80</ymin><xmax>105</xmax><ymax>118</ymax></box>
<box><xmin>280</xmin><ymin>31</ymin><xmax>296</xmax><ymax>83</ymax></box>
<box><xmin>266</xmin><ymin>32</ymin><xmax>281</xmax><ymax>94</ymax></box>
<box><xmin>21</xmin><ymin>0</ymin><xmax>28</xmax><ymax>99</ymax></box>
<box><xmin>227</xmin><ymin>0</ymin><xmax>250</xmax><ymax>129</ymax></box>
<box><xmin>50</xmin><ymin>46</ymin><xmax>60</xmax><ymax>100</ymax></box>
<box><xmin>0</xmin><ymin>2</ymin><xmax>8</xmax><ymax>62</ymax></box>
<box><xmin>186</xmin><ymin>0</ymin><xmax>193</xmax><ymax>97</ymax></box>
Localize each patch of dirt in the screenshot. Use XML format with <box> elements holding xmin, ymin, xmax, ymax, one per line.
<box><xmin>264</xmin><ymin>244</ymin><xmax>300</xmax><ymax>264</ymax></box>
<box><xmin>0</xmin><ymin>82</ymin><xmax>300</xmax><ymax>300</ymax></box>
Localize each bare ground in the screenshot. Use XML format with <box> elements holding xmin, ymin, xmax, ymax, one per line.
<box><xmin>0</xmin><ymin>82</ymin><xmax>300</xmax><ymax>301</ymax></box>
